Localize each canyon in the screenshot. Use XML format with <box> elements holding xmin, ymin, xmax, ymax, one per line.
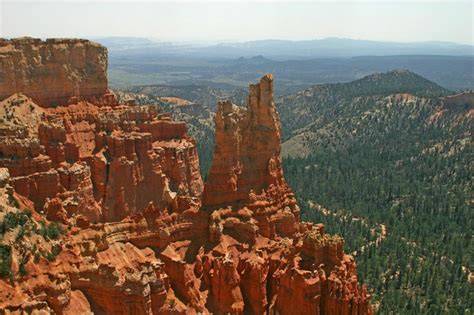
<box><xmin>0</xmin><ymin>38</ymin><xmax>372</xmax><ymax>314</ymax></box>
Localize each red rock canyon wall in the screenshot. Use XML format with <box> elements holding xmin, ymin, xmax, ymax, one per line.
<box><xmin>0</xmin><ymin>37</ymin><xmax>109</xmax><ymax>107</ymax></box>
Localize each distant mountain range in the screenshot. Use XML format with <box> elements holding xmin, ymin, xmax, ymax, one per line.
<box><xmin>108</xmin><ymin>53</ymin><xmax>474</xmax><ymax>92</ymax></box>
<box><xmin>97</xmin><ymin>37</ymin><xmax>474</xmax><ymax>92</ymax></box>
<box><xmin>95</xmin><ymin>36</ymin><xmax>474</xmax><ymax>58</ymax></box>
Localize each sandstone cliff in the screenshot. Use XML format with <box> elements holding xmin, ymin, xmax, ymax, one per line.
<box><xmin>0</xmin><ymin>37</ymin><xmax>110</xmax><ymax>107</ymax></box>
<box><xmin>0</xmin><ymin>38</ymin><xmax>372</xmax><ymax>314</ymax></box>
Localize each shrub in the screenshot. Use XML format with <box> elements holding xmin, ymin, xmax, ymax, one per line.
<box><xmin>33</xmin><ymin>251</ymin><xmax>40</xmax><ymax>263</ymax></box>
<box><xmin>19</xmin><ymin>256</ymin><xmax>28</xmax><ymax>277</ymax></box>
<box><xmin>46</xmin><ymin>222</ymin><xmax>62</xmax><ymax>240</ymax></box>
<box><xmin>38</xmin><ymin>221</ymin><xmax>62</xmax><ymax>240</ymax></box>
<box><xmin>0</xmin><ymin>210</ymin><xmax>31</xmax><ymax>235</ymax></box>
<box><xmin>43</xmin><ymin>244</ymin><xmax>62</xmax><ymax>262</ymax></box>
<box><xmin>15</xmin><ymin>226</ymin><xmax>25</xmax><ymax>242</ymax></box>
<box><xmin>51</xmin><ymin>244</ymin><xmax>62</xmax><ymax>257</ymax></box>
<box><xmin>0</xmin><ymin>244</ymin><xmax>12</xmax><ymax>278</ymax></box>
<box><xmin>7</xmin><ymin>193</ymin><xmax>20</xmax><ymax>208</ymax></box>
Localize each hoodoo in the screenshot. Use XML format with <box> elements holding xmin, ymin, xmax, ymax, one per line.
<box><xmin>0</xmin><ymin>38</ymin><xmax>372</xmax><ymax>314</ymax></box>
<box><xmin>203</xmin><ymin>74</ymin><xmax>286</xmax><ymax>207</ymax></box>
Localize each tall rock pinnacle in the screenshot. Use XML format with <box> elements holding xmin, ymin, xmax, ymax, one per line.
<box><xmin>203</xmin><ymin>74</ymin><xmax>286</xmax><ymax>207</ymax></box>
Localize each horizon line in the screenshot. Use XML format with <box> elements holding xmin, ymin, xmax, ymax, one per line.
<box><xmin>2</xmin><ymin>35</ymin><xmax>473</xmax><ymax>47</ymax></box>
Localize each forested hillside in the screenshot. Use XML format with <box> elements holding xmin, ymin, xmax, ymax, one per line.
<box><xmin>279</xmin><ymin>71</ymin><xmax>473</xmax><ymax>313</ymax></box>
<box><xmin>124</xmin><ymin>84</ymin><xmax>246</xmax><ymax>110</ymax></box>
<box><xmin>278</xmin><ymin>70</ymin><xmax>451</xmax><ymax>143</ymax></box>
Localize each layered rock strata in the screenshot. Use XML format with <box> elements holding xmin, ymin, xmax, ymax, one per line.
<box><xmin>0</xmin><ymin>38</ymin><xmax>110</xmax><ymax>107</ymax></box>
<box><xmin>0</xmin><ymin>39</ymin><xmax>372</xmax><ymax>314</ymax></box>
<box><xmin>203</xmin><ymin>74</ymin><xmax>285</xmax><ymax>207</ymax></box>
<box><xmin>0</xmin><ymin>93</ymin><xmax>203</xmax><ymax>223</ymax></box>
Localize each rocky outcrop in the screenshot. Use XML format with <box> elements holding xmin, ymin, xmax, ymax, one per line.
<box><xmin>203</xmin><ymin>75</ymin><xmax>300</xmax><ymax>244</ymax></box>
<box><xmin>440</xmin><ymin>91</ymin><xmax>474</xmax><ymax>109</ymax></box>
<box><xmin>0</xmin><ymin>37</ymin><xmax>109</xmax><ymax>107</ymax></box>
<box><xmin>0</xmin><ymin>95</ymin><xmax>203</xmax><ymax>223</ymax></box>
<box><xmin>203</xmin><ymin>74</ymin><xmax>285</xmax><ymax>207</ymax></box>
<box><xmin>0</xmin><ymin>38</ymin><xmax>371</xmax><ymax>314</ymax></box>
<box><xmin>193</xmin><ymin>74</ymin><xmax>371</xmax><ymax>314</ymax></box>
<box><xmin>0</xmin><ymin>197</ymin><xmax>184</xmax><ymax>314</ymax></box>
<box><xmin>429</xmin><ymin>91</ymin><xmax>474</xmax><ymax>125</ymax></box>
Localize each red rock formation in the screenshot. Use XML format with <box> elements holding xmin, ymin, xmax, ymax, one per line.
<box><xmin>0</xmin><ymin>38</ymin><xmax>109</xmax><ymax>107</ymax></box>
<box><xmin>203</xmin><ymin>74</ymin><xmax>285</xmax><ymax>207</ymax></box>
<box><xmin>440</xmin><ymin>91</ymin><xmax>474</xmax><ymax>108</ymax></box>
<box><xmin>1</xmin><ymin>94</ymin><xmax>203</xmax><ymax>223</ymax></box>
<box><xmin>194</xmin><ymin>74</ymin><xmax>370</xmax><ymax>314</ymax></box>
<box><xmin>0</xmin><ymin>38</ymin><xmax>372</xmax><ymax>314</ymax></box>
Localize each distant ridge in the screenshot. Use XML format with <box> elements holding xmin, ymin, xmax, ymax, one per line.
<box><xmin>320</xmin><ymin>69</ymin><xmax>452</xmax><ymax>97</ymax></box>
<box><xmin>98</xmin><ymin>36</ymin><xmax>474</xmax><ymax>57</ymax></box>
<box><xmin>277</xmin><ymin>70</ymin><xmax>452</xmax><ymax>138</ymax></box>
<box><xmin>225</xmin><ymin>37</ymin><xmax>474</xmax><ymax>58</ymax></box>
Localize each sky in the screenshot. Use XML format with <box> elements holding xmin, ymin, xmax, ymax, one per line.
<box><xmin>1</xmin><ymin>0</ymin><xmax>473</xmax><ymax>44</ymax></box>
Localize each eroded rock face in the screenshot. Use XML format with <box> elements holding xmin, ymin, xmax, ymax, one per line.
<box><xmin>203</xmin><ymin>74</ymin><xmax>285</xmax><ymax>207</ymax></box>
<box><xmin>0</xmin><ymin>37</ymin><xmax>109</xmax><ymax>107</ymax></box>
<box><xmin>0</xmin><ymin>95</ymin><xmax>203</xmax><ymax>224</ymax></box>
<box><xmin>440</xmin><ymin>91</ymin><xmax>474</xmax><ymax>108</ymax></box>
<box><xmin>190</xmin><ymin>74</ymin><xmax>371</xmax><ymax>314</ymax></box>
<box><xmin>0</xmin><ymin>39</ymin><xmax>372</xmax><ymax>314</ymax></box>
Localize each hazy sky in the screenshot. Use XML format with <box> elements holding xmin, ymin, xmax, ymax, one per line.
<box><xmin>1</xmin><ymin>0</ymin><xmax>473</xmax><ymax>44</ymax></box>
